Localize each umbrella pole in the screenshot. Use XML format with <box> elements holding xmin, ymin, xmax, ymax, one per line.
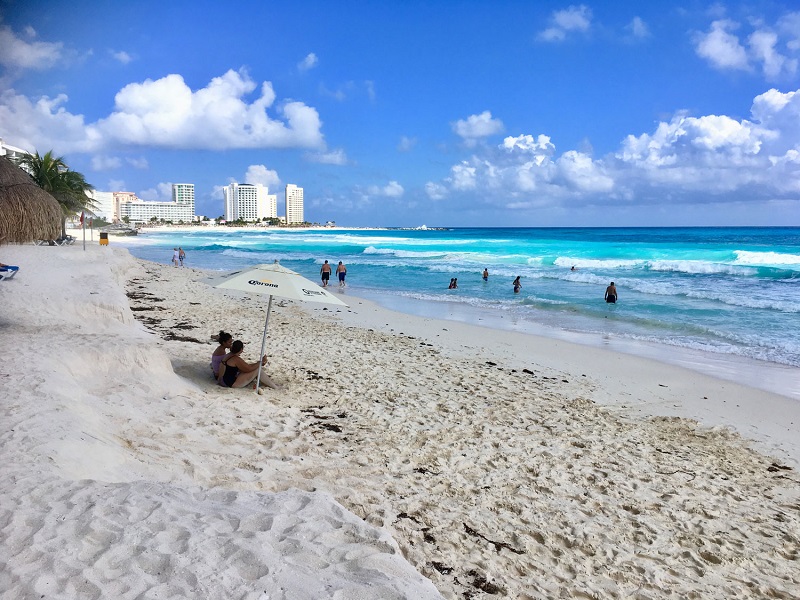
<box><xmin>255</xmin><ymin>294</ymin><xmax>274</xmax><ymax>392</ymax></box>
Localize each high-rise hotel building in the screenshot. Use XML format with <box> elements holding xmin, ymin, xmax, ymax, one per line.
<box><xmin>223</xmin><ymin>183</ymin><xmax>277</xmax><ymax>222</ymax></box>
<box><xmin>285</xmin><ymin>184</ymin><xmax>304</xmax><ymax>224</ymax></box>
<box><xmin>118</xmin><ymin>184</ymin><xmax>195</xmax><ymax>223</ymax></box>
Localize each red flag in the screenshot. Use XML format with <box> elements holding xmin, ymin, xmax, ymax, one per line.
<box><xmin>89</xmin><ymin>217</ymin><xmax>93</xmax><ymax>228</ymax></box>
<box><xmin>80</xmin><ymin>211</ymin><xmax>84</xmax><ymax>225</ymax></box>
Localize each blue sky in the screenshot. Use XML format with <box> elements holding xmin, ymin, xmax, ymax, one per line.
<box><xmin>1</xmin><ymin>1</ymin><xmax>799</xmax><ymax>227</ymax></box>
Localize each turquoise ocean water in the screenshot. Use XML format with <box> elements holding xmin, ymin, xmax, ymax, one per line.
<box><xmin>115</xmin><ymin>227</ymin><xmax>800</xmax><ymax>398</ymax></box>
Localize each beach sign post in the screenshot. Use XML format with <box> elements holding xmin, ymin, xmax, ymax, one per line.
<box><xmin>213</xmin><ymin>261</ymin><xmax>348</xmax><ymax>392</ymax></box>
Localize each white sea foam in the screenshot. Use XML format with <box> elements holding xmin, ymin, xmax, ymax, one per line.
<box><xmin>734</xmin><ymin>250</ymin><xmax>800</xmax><ymax>266</ymax></box>
<box><xmin>553</xmin><ymin>256</ymin><xmax>643</xmax><ymax>269</ymax></box>
<box><xmin>646</xmin><ymin>260</ymin><xmax>756</xmax><ymax>276</ymax></box>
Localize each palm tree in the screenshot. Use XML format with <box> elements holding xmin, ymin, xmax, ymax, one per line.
<box><xmin>17</xmin><ymin>150</ymin><xmax>96</xmax><ymax>238</ymax></box>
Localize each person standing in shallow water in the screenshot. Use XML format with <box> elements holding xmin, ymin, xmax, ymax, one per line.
<box><xmin>320</xmin><ymin>260</ymin><xmax>331</xmax><ymax>287</ymax></box>
<box><xmin>483</xmin><ymin>268</ymin><xmax>489</xmax><ymax>281</ymax></box>
<box><xmin>336</xmin><ymin>261</ymin><xmax>347</xmax><ymax>287</ymax></box>
<box><xmin>605</xmin><ymin>281</ymin><xmax>618</xmax><ymax>303</ymax></box>
<box><xmin>178</xmin><ymin>247</ymin><xmax>186</xmax><ymax>267</ymax></box>
<box><xmin>513</xmin><ymin>276</ymin><xmax>521</xmax><ymax>294</ymax></box>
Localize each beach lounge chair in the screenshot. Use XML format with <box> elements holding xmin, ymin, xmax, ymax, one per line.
<box><xmin>55</xmin><ymin>235</ymin><xmax>76</xmax><ymax>246</ymax></box>
<box><xmin>0</xmin><ymin>265</ymin><xmax>19</xmax><ymax>280</ymax></box>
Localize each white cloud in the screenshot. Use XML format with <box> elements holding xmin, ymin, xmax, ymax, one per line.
<box><xmin>748</xmin><ymin>29</ymin><xmax>796</xmax><ymax>79</ymax></box>
<box><xmin>244</xmin><ymin>164</ymin><xmax>281</xmax><ymax>188</ymax></box>
<box><xmin>365</xmin><ymin>80</ymin><xmax>376</xmax><ymax>101</ymax></box>
<box><xmin>0</xmin><ymin>69</ymin><xmax>326</xmax><ymax>153</ymax></box>
<box><xmin>425</xmin><ymin>87</ymin><xmax>800</xmax><ymax>209</ymax></box>
<box><xmin>779</xmin><ymin>12</ymin><xmax>800</xmax><ymax>51</ymax></box>
<box><xmin>538</xmin><ymin>5</ymin><xmax>592</xmax><ymax>42</ymax></box>
<box><xmin>139</xmin><ymin>182</ymin><xmax>173</xmax><ymax>201</ymax></box>
<box><xmin>298</xmin><ymin>53</ymin><xmax>318</xmax><ymax>71</ymax></box>
<box><xmin>398</xmin><ymin>136</ymin><xmax>417</xmax><ymax>152</ymax></box>
<box><xmin>111</xmin><ymin>50</ymin><xmax>133</xmax><ymax>64</ymax></box>
<box><xmin>368</xmin><ymin>181</ymin><xmax>404</xmax><ymax>198</ymax></box>
<box><xmin>452</xmin><ymin>111</ymin><xmax>504</xmax><ymax>146</ymax></box>
<box><xmin>425</xmin><ymin>182</ymin><xmax>447</xmax><ymax>200</ymax></box>
<box><xmin>502</xmin><ymin>134</ymin><xmax>555</xmax><ymax>156</ymax></box>
<box><xmin>0</xmin><ymin>25</ymin><xmax>63</xmax><ymax>70</ymax></box>
<box><xmin>91</xmin><ymin>155</ymin><xmax>122</xmax><ymax>171</ymax></box>
<box><xmin>448</xmin><ymin>162</ymin><xmax>478</xmax><ymax>190</ymax></box>
<box><xmin>306</xmin><ymin>148</ymin><xmax>348</xmax><ymax>165</ymax></box>
<box><xmin>694</xmin><ymin>19</ymin><xmax>749</xmax><ymax>71</ymax></box>
<box><xmin>107</xmin><ymin>179</ymin><xmax>126</xmax><ymax>191</ymax></box>
<box><xmin>556</xmin><ymin>151</ymin><xmax>614</xmax><ymax>192</ymax></box>
<box><xmin>694</xmin><ymin>14</ymin><xmax>800</xmax><ymax>80</ymax></box>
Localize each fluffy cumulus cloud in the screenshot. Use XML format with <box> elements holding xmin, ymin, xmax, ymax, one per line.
<box><xmin>0</xmin><ymin>90</ymin><xmax>98</xmax><ymax>153</ymax></box>
<box><xmin>244</xmin><ymin>164</ymin><xmax>281</xmax><ymax>188</ymax></box>
<box><xmin>538</xmin><ymin>5</ymin><xmax>592</xmax><ymax>42</ymax></box>
<box><xmin>452</xmin><ymin>111</ymin><xmax>504</xmax><ymax>146</ymax></box>
<box><xmin>694</xmin><ymin>13</ymin><xmax>800</xmax><ymax>80</ymax></box>
<box><xmin>0</xmin><ymin>69</ymin><xmax>325</xmax><ymax>154</ymax></box>
<box><xmin>425</xmin><ymin>87</ymin><xmax>800</xmax><ymax>209</ymax></box>
<box><xmin>0</xmin><ymin>25</ymin><xmax>63</xmax><ymax>70</ymax></box>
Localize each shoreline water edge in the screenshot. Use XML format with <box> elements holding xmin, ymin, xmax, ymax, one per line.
<box><xmin>1</xmin><ymin>241</ymin><xmax>799</xmax><ymax>598</ymax></box>
<box><xmin>107</xmin><ymin>225</ymin><xmax>800</xmax><ymax>402</ymax></box>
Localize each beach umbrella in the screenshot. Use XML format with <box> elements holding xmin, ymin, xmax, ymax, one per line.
<box><xmin>0</xmin><ymin>156</ymin><xmax>61</xmax><ymax>244</ymax></box>
<box><xmin>213</xmin><ymin>261</ymin><xmax>348</xmax><ymax>391</ymax></box>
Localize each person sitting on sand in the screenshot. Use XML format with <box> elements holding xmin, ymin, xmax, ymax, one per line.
<box><xmin>218</xmin><ymin>340</ymin><xmax>279</xmax><ymax>389</ymax></box>
<box><xmin>605</xmin><ymin>281</ymin><xmax>617</xmax><ymax>303</ymax></box>
<box><xmin>210</xmin><ymin>330</ymin><xmax>233</xmax><ymax>379</ymax></box>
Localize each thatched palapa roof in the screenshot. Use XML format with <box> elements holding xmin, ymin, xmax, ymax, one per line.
<box><xmin>0</xmin><ymin>156</ymin><xmax>61</xmax><ymax>244</ymax></box>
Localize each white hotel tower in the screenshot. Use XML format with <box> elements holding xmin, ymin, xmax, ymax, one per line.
<box><xmin>223</xmin><ymin>183</ymin><xmax>277</xmax><ymax>222</ymax></box>
<box><xmin>285</xmin><ymin>184</ymin><xmax>304</xmax><ymax>224</ymax></box>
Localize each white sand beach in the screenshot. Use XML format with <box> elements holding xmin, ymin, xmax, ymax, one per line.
<box><xmin>1</xmin><ymin>243</ymin><xmax>799</xmax><ymax>599</ymax></box>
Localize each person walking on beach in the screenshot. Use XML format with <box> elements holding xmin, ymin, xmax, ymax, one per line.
<box><xmin>605</xmin><ymin>282</ymin><xmax>618</xmax><ymax>303</ymax></box>
<box><xmin>336</xmin><ymin>261</ymin><xmax>347</xmax><ymax>287</ymax></box>
<box><xmin>320</xmin><ymin>260</ymin><xmax>331</xmax><ymax>287</ymax></box>
<box><xmin>171</xmin><ymin>248</ymin><xmax>179</xmax><ymax>267</ymax></box>
<box><xmin>513</xmin><ymin>276</ymin><xmax>521</xmax><ymax>294</ymax></box>
<box><xmin>178</xmin><ymin>247</ymin><xmax>186</xmax><ymax>267</ymax></box>
<box><xmin>483</xmin><ymin>268</ymin><xmax>489</xmax><ymax>282</ymax></box>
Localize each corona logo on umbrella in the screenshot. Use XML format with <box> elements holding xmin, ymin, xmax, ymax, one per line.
<box><xmin>248</xmin><ymin>279</ymin><xmax>279</xmax><ymax>288</ymax></box>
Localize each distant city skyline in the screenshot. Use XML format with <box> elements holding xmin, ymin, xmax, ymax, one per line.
<box><xmin>1</xmin><ymin>1</ymin><xmax>799</xmax><ymax>226</ymax></box>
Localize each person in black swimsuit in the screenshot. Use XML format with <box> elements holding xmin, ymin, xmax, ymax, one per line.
<box><xmin>218</xmin><ymin>340</ymin><xmax>278</xmax><ymax>388</ymax></box>
<box><xmin>605</xmin><ymin>282</ymin><xmax>617</xmax><ymax>303</ymax></box>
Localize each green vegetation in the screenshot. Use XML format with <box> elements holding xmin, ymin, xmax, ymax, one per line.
<box><xmin>16</xmin><ymin>151</ymin><xmax>96</xmax><ymax>238</ymax></box>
